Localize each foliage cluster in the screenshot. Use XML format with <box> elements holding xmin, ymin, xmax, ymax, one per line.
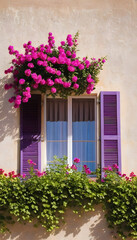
<box><xmin>0</xmin><ymin>158</ymin><xmax>137</xmax><ymax>239</ymax></box>
<box><xmin>4</xmin><ymin>32</ymin><xmax>106</xmax><ymax>108</ymax></box>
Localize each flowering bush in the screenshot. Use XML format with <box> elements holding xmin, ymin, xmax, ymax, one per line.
<box><xmin>0</xmin><ymin>157</ymin><xmax>101</xmax><ymax>233</ymax></box>
<box><xmin>4</xmin><ymin>32</ymin><xmax>106</xmax><ymax>108</ymax></box>
<box><xmin>1</xmin><ymin>159</ymin><xmax>137</xmax><ymax>238</ymax></box>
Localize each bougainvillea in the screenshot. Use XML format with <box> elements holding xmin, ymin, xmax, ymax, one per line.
<box><xmin>4</xmin><ymin>32</ymin><xmax>106</xmax><ymax>108</ymax></box>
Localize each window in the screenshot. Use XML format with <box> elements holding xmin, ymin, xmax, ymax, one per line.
<box><xmin>20</xmin><ymin>92</ymin><xmax>121</xmax><ymax>175</ymax></box>
<box><xmin>45</xmin><ymin>96</ymin><xmax>97</xmax><ymax>172</ymax></box>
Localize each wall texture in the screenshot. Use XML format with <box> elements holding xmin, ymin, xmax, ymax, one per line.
<box><xmin>0</xmin><ymin>205</ymin><xmax>132</xmax><ymax>240</ymax></box>
<box><xmin>0</xmin><ymin>0</ymin><xmax>137</xmax><ymax>173</ymax></box>
<box><xmin>0</xmin><ymin>0</ymin><xmax>137</xmax><ymax>239</ymax></box>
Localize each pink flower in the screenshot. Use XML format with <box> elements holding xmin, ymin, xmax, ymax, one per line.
<box><xmin>71</xmin><ymin>164</ymin><xmax>77</xmax><ymax>170</ymax></box>
<box><xmin>54</xmin><ymin>78</ymin><xmax>63</xmax><ymax>84</ymax></box>
<box><xmin>50</xmin><ymin>57</ymin><xmax>57</xmax><ymax>64</ymax></box>
<box><xmin>22</xmin><ymin>97</ymin><xmax>29</xmax><ymax>103</ymax></box>
<box><xmin>71</xmin><ymin>60</ymin><xmax>80</xmax><ymax>67</ymax></box>
<box><xmin>47</xmin><ymin>78</ymin><xmax>54</xmax><ymax>86</ymax></box>
<box><xmin>72</xmin><ymin>76</ymin><xmax>78</xmax><ymax>82</ymax></box>
<box><xmin>67</xmin><ymin>40</ymin><xmax>73</xmax><ymax>47</ymax></box>
<box><xmin>108</xmin><ymin>166</ymin><xmax>112</xmax><ymax>171</ymax></box>
<box><xmin>71</xmin><ymin>52</ymin><xmax>76</xmax><ymax>58</ymax></box>
<box><xmin>32</xmin><ymin>83</ymin><xmax>38</xmax><ymax>89</ymax></box>
<box><xmin>22</xmin><ymin>173</ymin><xmax>26</xmax><ymax>178</ymax></box>
<box><xmin>66</xmin><ymin>58</ymin><xmax>71</xmax><ymax>65</ymax></box>
<box><xmin>122</xmin><ymin>174</ymin><xmax>126</xmax><ymax>177</ymax></box>
<box><xmin>66</xmin><ymin>50</ymin><xmax>71</xmax><ymax>56</ymax></box>
<box><xmin>14</xmin><ymin>104</ymin><xmax>20</xmax><ymax>108</ymax></box>
<box><xmin>51</xmin><ymin>87</ymin><xmax>56</xmax><ymax>93</ymax></box>
<box><xmin>25</xmin><ymin>69</ymin><xmax>31</xmax><ymax>77</ymax></box>
<box><xmin>83</xmin><ymin>165</ymin><xmax>91</xmax><ymax>175</ymax></box>
<box><xmin>130</xmin><ymin>172</ymin><xmax>136</xmax><ymax>178</ymax></box>
<box><xmin>61</xmin><ymin>41</ymin><xmax>65</xmax><ymax>46</ymax></box>
<box><xmin>102</xmin><ymin>59</ymin><xmax>106</xmax><ymax>63</ymax></box>
<box><xmin>112</xmin><ymin>164</ymin><xmax>119</xmax><ymax>169</ymax></box>
<box><xmin>35</xmin><ymin>74</ymin><xmax>42</xmax><ymax>84</ymax></box>
<box><xmin>56</xmin><ymin>70</ymin><xmax>61</xmax><ymax>76</ymax></box>
<box><xmin>31</xmin><ymin>73</ymin><xmax>37</xmax><ymax>80</ymax></box>
<box><xmin>43</xmin><ymin>61</ymin><xmax>48</xmax><ymax>67</ymax></box>
<box><xmin>28</xmin><ymin>159</ymin><xmax>36</xmax><ymax>166</ymax></box>
<box><xmin>85</xmin><ymin>168</ymin><xmax>91</xmax><ymax>175</ymax></box>
<box><xmin>4</xmin><ymin>84</ymin><xmax>13</xmax><ymax>90</ymax></box>
<box><xmin>63</xmin><ymin>82</ymin><xmax>71</xmax><ymax>88</ymax></box>
<box><xmin>68</xmin><ymin>66</ymin><xmax>75</xmax><ymax>72</ymax></box>
<box><xmin>0</xmin><ymin>169</ymin><xmax>4</xmax><ymax>175</ymax></box>
<box><xmin>118</xmin><ymin>171</ymin><xmax>122</xmax><ymax>176</ymax></box>
<box><xmin>25</xmin><ymin>55</ymin><xmax>32</xmax><ymax>62</ymax></box>
<box><xmin>8</xmin><ymin>96</ymin><xmax>15</xmax><ymax>103</ymax></box>
<box><xmin>103</xmin><ymin>166</ymin><xmax>112</xmax><ymax>171</ymax></box>
<box><xmin>40</xmin><ymin>79</ymin><xmax>46</xmax><ymax>85</ymax></box>
<box><xmin>73</xmin><ymin>83</ymin><xmax>79</xmax><ymax>89</ymax></box>
<box><xmin>28</xmin><ymin>63</ymin><xmax>34</xmax><ymax>68</ymax></box>
<box><xmin>19</xmin><ymin>78</ymin><xmax>25</xmax><ymax>85</ymax></box>
<box><xmin>26</xmin><ymin>87</ymin><xmax>31</xmax><ymax>92</ymax></box>
<box><xmin>37</xmin><ymin>60</ymin><xmax>43</xmax><ymax>66</ymax></box>
<box><xmin>73</xmin><ymin>158</ymin><xmax>80</xmax><ymax>163</ymax></box>
<box><xmin>86</xmin><ymin>89</ymin><xmax>92</xmax><ymax>94</ymax></box>
<box><xmin>101</xmin><ymin>179</ymin><xmax>105</xmax><ymax>182</ymax></box>
<box><xmin>32</xmin><ymin>53</ymin><xmax>38</xmax><ymax>59</ymax></box>
<box><xmin>78</xmin><ymin>64</ymin><xmax>84</xmax><ymax>70</ymax></box>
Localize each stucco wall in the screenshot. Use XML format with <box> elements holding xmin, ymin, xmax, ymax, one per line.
<box><xmin>0</xmin><ymin>0</ymin><xmax>137</xmax><ymax>173</ymax></box>
<box><xmin>0</xmin><ymin>205</ymin><xmax>132</xmax><ymax>240</ymax></box>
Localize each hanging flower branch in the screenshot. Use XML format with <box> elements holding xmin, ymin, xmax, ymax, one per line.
<box><xmin>4</xmin><ymin>32</ymin><xmax>106</xmax><ymax>108</ymax></box>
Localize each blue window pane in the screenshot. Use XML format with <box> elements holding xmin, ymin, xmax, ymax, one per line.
<box><xmin>46</xmin><ymin>122</ymin><xmax>68</xmax><ymax>163</ymax></box>
<box><xmin>73</xmin><ymin>141</ymin><xmax>96</xmax><ymax>172</ymax></box>
<box><xmin>72</xmin><ymin>121</ymin><xmax>95</xmax><ymax>141</ymax></box>
<box><xmin>47</xmin><ymin>122</ymin><xmax>67</xmax><ymax>140</ymax></box>
<box><xmin>47</xmin><ymin>142</ymin><xmax>67</xmax><ymax>164</ymax></box>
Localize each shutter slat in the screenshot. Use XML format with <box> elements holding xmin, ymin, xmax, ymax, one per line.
<box><xmin>100</xmin><ymin>92</ymin><xmax>121</xmax><ymax>174</ymax></box>
<box><xmin>20</xmin><ymin>95</ymin><xmax>41</xmax><ymax>175</ymax></box>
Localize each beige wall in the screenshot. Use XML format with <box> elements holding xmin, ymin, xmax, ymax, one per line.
<box><xmin>0</xmin><ymin>205</ymin><xmax>132</xmax><ymax>240</ymax></box>
<box><xmin>0</xmin><ymin>0</ymin><xmax>137</xmax><ymax>174</ymax></box>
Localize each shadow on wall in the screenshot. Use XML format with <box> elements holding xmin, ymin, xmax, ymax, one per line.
<box><xmin>0</xmin><ymin>76</ymin><xmax>19</xmax><ymax>142</ymax></box>
<box><xmin>0</xmin><ymin>205</ymin><xmax>128</xmax><ymax>240</ymax></box>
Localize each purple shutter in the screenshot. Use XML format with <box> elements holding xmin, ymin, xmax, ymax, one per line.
<box><xmin>100</xmin><ymin>92</ymin><xmax>121</xmax><ymax>173</ymax></box>
<box><xmin>20</xmin><ymin>94</ymin><xmax>41</xmax><ymax>175</ymax></box>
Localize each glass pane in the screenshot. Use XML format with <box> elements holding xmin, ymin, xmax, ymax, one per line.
<box><xmin>72</xmin><ymin>99</ymin><xmax>96</xmax><ymax>172</ymax></box>
<box><xmin>46</xmin><ymin>99</ymin><xmax>67</xmax><ymax>164</ymax></box>
<box><xmin>73</xmin><ymin>142</ymin><xmax>96</xmax><ymax>172</ymax></box>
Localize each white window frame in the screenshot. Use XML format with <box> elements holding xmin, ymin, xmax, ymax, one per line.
<box><xmin>41</xmin><ymin>94</ymin><xmax>97</xmax><ymax>171</ymax></box>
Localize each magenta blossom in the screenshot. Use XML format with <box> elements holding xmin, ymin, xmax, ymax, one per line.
<box><xmin>72</xmin><ymin>76</ymin><xmax>78</xmax><ymax>82</ymax></box>
<box><xmin>73</xmin><ymin>158</ymin><xmax>80</xmax><ymax>163</ymax></box>
<box><xmin>28</xmin><ymin>63</ymin><xmax>34</xmax><ymax>68</ymax></box>
<box><xmin>83</xmin><ymin>165</ymin><xmax>91</xmax><ymax>175</ymax></box>
<box><xmin>63</xmin><ymin>82</ymin><xmax>71</xmax><ymax>88</ymax></box>
<box><xmin>71</xmin><ymin>164</ymin><xmax>77</xmax><ymax>170</ymax></box>
<box><xmin>25</xmin><ymin>69</ymin><xmax>31</xmax><ymax>77</ymax></box>
<box><xmin>61</xmin><ymin>41</ymin><xmax>65</xmax><ymax>46</ymax></box>
<box><xmin>73</xmin><ymin>83</ymin><xmax>79</xmax><ymax>89</ymax></box>
<box><xmin>112</xmin><ymin>164</ymin><xmax>119</xmax><ymax>169</ymax></box>
<box><xmin>19</xmin><ymin>78</ymin><xmax>25</xmax><ymax>85</ymax></box>
<box><xmin>4</xmin><ymin>32</ymin><xmax>106</xmax><ymax>108</ymax></box>
<box><xmin>51</xmin><ymin>87</ymin><xmax>56</xmax><ymax>93</ymax></box>
<box><xmin>28</xmin><ymin>159</ymin><xmax>36</xmax><ymax>166</ymax></box>
<box><xmin>130</xmin><ymin>172</ymin><xmax>136</xmax><ymax>178</ymax></box>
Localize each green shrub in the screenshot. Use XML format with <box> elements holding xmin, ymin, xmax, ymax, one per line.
<box><xmin>0</xmin><ymin>158</ymin><xmax>137</xmax><ymax>239</ymax></box>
